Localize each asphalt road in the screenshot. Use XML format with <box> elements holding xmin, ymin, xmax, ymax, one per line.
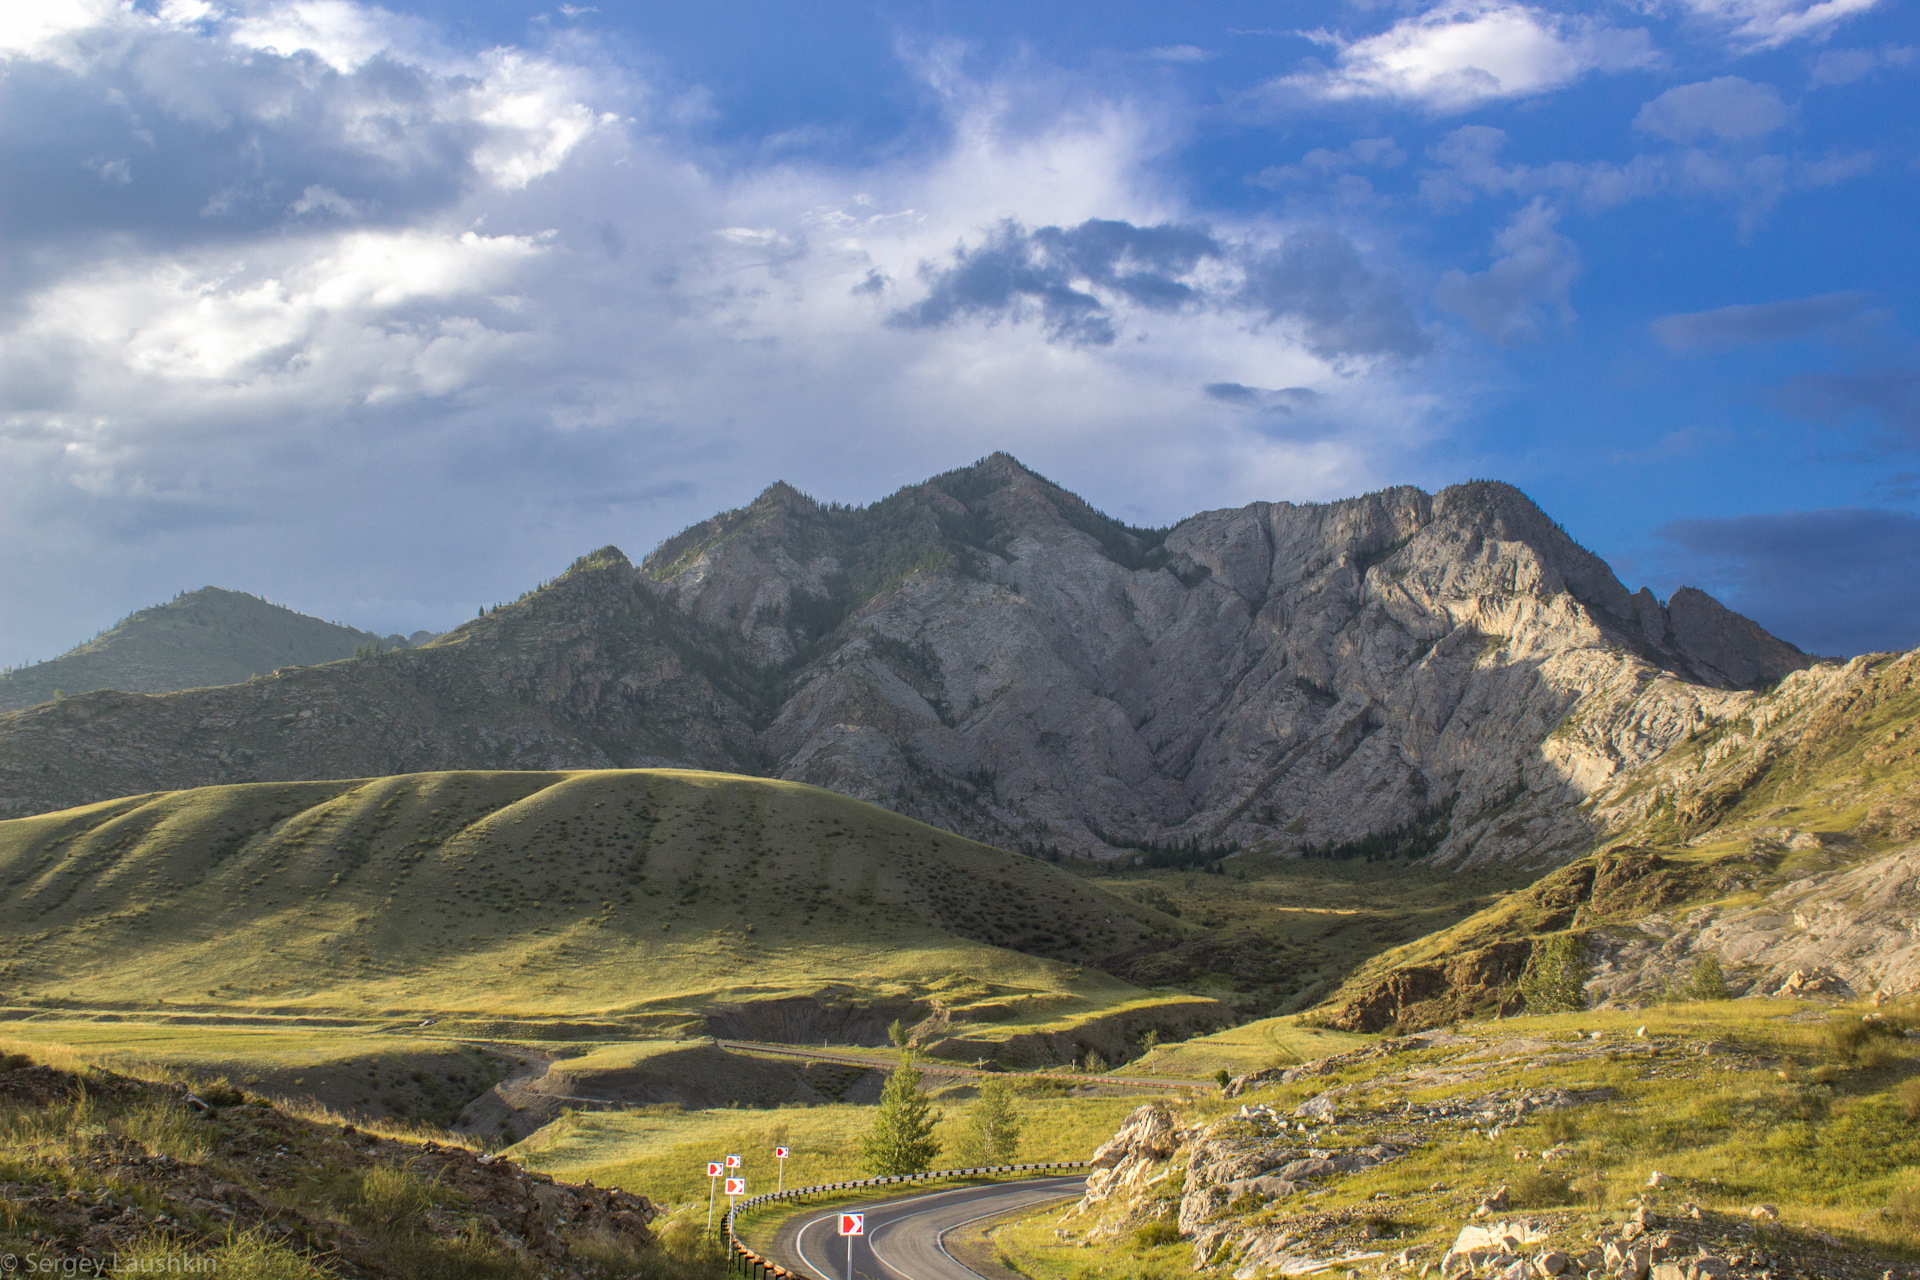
<box><xmin>772</xmin><ymin>1175</ymin><xmax>1086</xmax><ymax>1280</ymax></box>
<box><xmin>715</xmin><ymin>1039</ymin><xmax>1194</xmax><ymax>1090</ymax></box>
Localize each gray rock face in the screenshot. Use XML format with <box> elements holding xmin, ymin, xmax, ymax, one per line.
<box><xmin>1587</xmin><ymin>841</ymin><xmax>1920</xmax><ymax>1005</ymax></box>
<box><xmin>0</xmin><ymin>456</ymin><xmax>1815</xmax><ymax>867</ymax></box>
<box><xmin>647</xmin><ymin>456</ymin><xmax>1811</xmax><ymax>864</ymax></box>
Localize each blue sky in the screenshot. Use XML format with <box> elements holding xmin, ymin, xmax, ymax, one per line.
<box><xmin>2</xmin><ymin>0</ymin><xmax>1915</xmax><ymax>664</ymax></box>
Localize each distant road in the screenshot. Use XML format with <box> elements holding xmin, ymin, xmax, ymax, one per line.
<box><xmin>714</xmin><ymin>1039</ymin><xmax>1196</xmax><ymax>1091</ymax></box>
<box><xmin>772</xmin><ymin>1175</ymin><xmax>1086</xmax><ymax>1280</ymax></box>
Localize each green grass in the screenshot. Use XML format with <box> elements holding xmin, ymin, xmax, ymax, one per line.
<box><xmin>511</xmin><ymin>1082</ymin><xmax>1145</xmax><ymax>1206</ymax></box>
<box><xmin>0</xmin><ymin>769</ymin><xmax>1175</xmax><ymax>1028</ymax></box>
<box><xmin>1132</xmin><ymin>1014</ymin><xmax>1369</xmax><ymax>1079</ymax></box>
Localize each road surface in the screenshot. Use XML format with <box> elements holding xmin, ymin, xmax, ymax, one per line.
<box><xmin>716</xmin><ymin>1039</ymin><xmax>1195</xmax><ymax>1090</ymax></box>
<box><xmin>771</xmin><ymin>1175</ymin><xmax>1086</xmax><ymax>1280</ymax></box>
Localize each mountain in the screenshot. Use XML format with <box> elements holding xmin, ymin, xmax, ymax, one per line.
<box><xmin>0</xmin><ymin>768</ymin><xmax>1222</xmax><ymax>1049</ymax></box>
<box><xmin>0</xmin><ymin>456</ymin><xmax>1816</xmax><ymax>868</ymax></box>
<box><xmin>1321</xmin><ymin>645</ymin><xmax>1920</xmax><ymax>1029</ymax></box>
<box><xmin>0</xmin><ymin>586</ymin><xmax>424</xmax><ymax>713</ymax></box>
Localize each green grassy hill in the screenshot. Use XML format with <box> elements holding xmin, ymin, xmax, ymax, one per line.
<box><xmin>0</xmin><ymin>769</ymin><xmax>1200</xmax><ymax>1040</ymax></box>
<box><xmin>0</xmin><ymin>586</ymin><xmax>413</xmax><ymax>713</ymax></box>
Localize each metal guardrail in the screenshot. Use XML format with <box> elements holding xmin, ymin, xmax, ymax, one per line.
<box><xmin>721</xmin><ymin>1161</ymin><xmax>1091</xmax><ymax>1278</ymax></box>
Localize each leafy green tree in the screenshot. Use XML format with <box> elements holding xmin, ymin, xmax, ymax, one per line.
<box><xmin>1519</xmin><ymin>933</ymin><xmax>1589</xmax><ymax>1014</ymax></box>
<box><xmin>887</xmin><ymin>1018</ymin><xmax>909</xmax><ymax>1048</ymax></box>
<box><xmin>954</xmin><ymin>1077</ymin><xmax>1022</xmax><ymax>1165</ymax></box>
<box><xmin>859</xmin><ymin>1059</ymin><xmax>942</xmax><ymax>1176</ymax></box>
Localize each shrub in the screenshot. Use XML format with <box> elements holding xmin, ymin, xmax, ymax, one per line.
<box><xmin>1897</xmin><ymin>1077</ymin><xmax>1920</xmax><ymax>1120</ymax></box>
<box><xmin>1539</xmin><ymin>1110</ymin><xmax>1580</xmax><ymax>1145</ymax></box>
<box><xmin>1129</xmin><ymin>1219</ymin><xmax>1183</xmax><ymax>1250</ymax></box>
<box><xmin>1506</xmin><ymin>1168</ymin><xmax>1574</xmax><ymax>1208</ymax></box>
<box><xmin>1827</xmin><ymin>1016</ymin><xmax>1905</xmax><ymax>1068</ymax></box>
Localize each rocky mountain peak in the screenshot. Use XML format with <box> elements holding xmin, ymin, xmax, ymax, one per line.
<box><xmin>0</xmin><ymin>463</ymin><xmax>1823</xmax><ymax>871</ymax></box>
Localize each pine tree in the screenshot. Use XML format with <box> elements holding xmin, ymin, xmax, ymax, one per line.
<box><xmin>954</xmin><ymin>1076</ymin><xmax>1022</xmax><ymax>1165</ymax></box>
<box><xmin>859</xmin><ymin>1058</ymin><xmax>942</xmax><ymax>1176</ymax></box>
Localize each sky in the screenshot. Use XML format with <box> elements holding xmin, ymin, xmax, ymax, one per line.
<box><xmin>1</xmin><ymin>0</ymin><xmax>1916</xmax><ymax>666</ymax></box>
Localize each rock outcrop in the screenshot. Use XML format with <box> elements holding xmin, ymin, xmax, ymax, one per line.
<box><xmin>1321</xmin><ymin>647</ymin><xmax>1920</xmax><ymax>1027</ymax></box>
<box><xmin>0</xmin><ymin>457</ymin><xmax>1815</xmax><ymax>867</ymax></box>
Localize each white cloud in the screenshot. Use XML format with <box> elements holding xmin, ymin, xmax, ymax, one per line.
<box><xmin>1809</xmin><ymin>43</ymin><xmax>1916</xmax><ymax>86</ymax></box>
<box><xmin>1281</xmin><ymin>1</ymin><xmax>1656</xmax><ymax>113</ymax></box>
<box><xmin>227</xmin><ymin>0</ymin><xmax>400</xmax><ymax>72</ymax></box>
<box><xmin>0</xmin><ymin>0</ymin><xmax>1459</xmax><ymax>666</ymax></box>
<box><xmin>1678</xmin><ymin>0</ymin><xmax>1882</xmax><ymax>51</ymax></box>
<box><xmin>1634</xmin><ymin>77</ymin><xmax>1795</xmax><ymax>142</ymax></box>
<box><xmin>1419</xmin><ymin>122</ymin><xmax>1872</xmax><ymax>232</ymax></box>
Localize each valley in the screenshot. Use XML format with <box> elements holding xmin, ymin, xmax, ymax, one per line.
<box><xmin>2</xmin><ymin>462</ymin><xmax>1917</xmax><ymax>1279</ymax></box>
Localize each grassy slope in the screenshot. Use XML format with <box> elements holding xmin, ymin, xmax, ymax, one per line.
<box><xmin>0</xmin><ymin>587</ymin><xmax>394</xmax><ymax>713</ymax></box>
<box><xmin>0</xmin><ymin>768</ymin><xmax>1187</xmax><ymax>1029</ymax></box>
<box><xmin>1318</xmin><ymin>649</ymin><xmax>1920</xmax><ymax>1029</ymax></box>
<box><xmin>995</xmin><ymin>998</ymin><xmax>1920</xmax><ymax>1279</ymax></box>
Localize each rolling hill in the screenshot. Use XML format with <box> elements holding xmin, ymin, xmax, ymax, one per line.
<box><xmin>0</xmin><ymin>586</ymin><xmax>427</xmax><ymax>713</ymax></box>
<box><xmin>0</xmin><ymin>768</ymin><xmax>1221</xmax><ymax>1052</ymax></box>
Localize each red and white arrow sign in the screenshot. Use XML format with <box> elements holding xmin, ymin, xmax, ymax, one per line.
<box><xmin>773</xmin><ymin>1146</ymin><xmax>789</xmax><ymax>1159</ymax></box>
<box><xmin>706</xmin><ymin>1162</ymin><xmax>723</xmax><ymax>1177</ymax></box>
<box><xmin>724</xmin><ymin>1178</ymin><xmax>746</xmax><ymax>1196</ymax></box>
<box><xmin>838</xmin><ymin>1213</ymin><xmax>864</xmax><ymax>1236</ymax></box>
<box><xmin>725</xmin><ymin>1154</ymin><xmax>742</xmax><ymax>1168</ymax></box>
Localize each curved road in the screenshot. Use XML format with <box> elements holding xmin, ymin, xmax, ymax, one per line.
<box><xmin>771</xmin><ymin>1175</ymin><xmax>1085</xmax><ymax>1280</ymax></box>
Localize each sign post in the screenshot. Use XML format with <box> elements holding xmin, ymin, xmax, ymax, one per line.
<box><xmin>705</xmin><ymin>1161</ymin><xmax>723</xmax><ymax>1231</ymax></box>
<box><xmin>838</xmin><ymin>1212</ymin><xmax>864</xmax><ymax>1280</ymax></box>
<box><xmin>774</xmin><ymin>1145</ymin><xmax>789</xmax><ymax>1193</ymax></box>
<box><xmin>725</xmin><ymin>1176</ymin><xmax>745</xmax><ymax>1217</ymax></box>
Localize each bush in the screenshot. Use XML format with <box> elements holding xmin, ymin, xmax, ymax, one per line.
<box><xmin>1828</xmin><ymin>1016</ymin><xmax>1905</xmax><ymax>1068</ymax></box>
<box><xmin>1506</xmin><ymin>1168</ymin><xmax>1574</xmax><ymax>1208</ymax></box>
<box><xmin>1897</xmin><ymin>1076</ymin><xmax>1920</xmax><ymax>1120</ymax></box>
<box><xmin>1538</xmin><ymin>1110</ymin><xmax>1580</xmax><ymax>1145</ymax></box>
<box><xmin>1129</xmin><ymin>1219</ymin><xmax>1183</xmax><ymax>1250</ymax></box>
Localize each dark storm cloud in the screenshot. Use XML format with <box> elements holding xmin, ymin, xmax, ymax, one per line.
<box><xmin>1651</xmin><ymin>292</ymin><xmax>1877</xmax><ymax>349</ymax></box>
<box><xmin>895</xmin><ymin>218</ymin><xmax>1425</xmax><ymax>358</ymax></box>
<box><xmin>1658</xmin><ymin>507</ymin><xmax>1920</xmax><ymax>656</ymax></box>
<box><xmin>891</xmin><ymin>217</ymin><xmax>1221</xmax><ymax>345</ymax></box>
<box><xmin>1203</xmin><ymin>382</ymin><xmax>1324</xmax><ymax>413</ymax></box>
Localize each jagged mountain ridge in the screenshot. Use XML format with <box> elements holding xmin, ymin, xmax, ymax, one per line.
<box><xmin>0</xmin><ymin>586</ymin><xmax>430</xmax><ymax>714</ymax></box>
<box><xmin>0</xmin><ymin>456</ymin><xmax>1814</xmax><ymax>866</ymax></box>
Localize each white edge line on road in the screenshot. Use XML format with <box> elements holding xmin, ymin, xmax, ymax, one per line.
<box><xmin>930</xmin><ymin>1184</ymin><xmax>1083</xmax><ymax>1280</ymax></box>
<box><xmin>792</xmin><ymin>1184</ymin><xmax>1021</xmax><ymax>1280</ymax></box>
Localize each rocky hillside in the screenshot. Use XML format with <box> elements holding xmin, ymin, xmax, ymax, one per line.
<box><xmin>1045</xmin><ymin>1001</ymin><xmax>1920</xmax><ymax>1280</ymax></box>
<box><xmin>0</xmin><ymin>587</ymin><xmax>425</xmax><ymax>713</ymax></box>
<box><xmin>0</xmin><ymin>457</ymin><xmax>1815</xmax><ymax>867</ymax></box>
<box><xmin>1320</xmin><ymin>647</ymin><xmax>1920</xmax><ymax>1029</ymax></box>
